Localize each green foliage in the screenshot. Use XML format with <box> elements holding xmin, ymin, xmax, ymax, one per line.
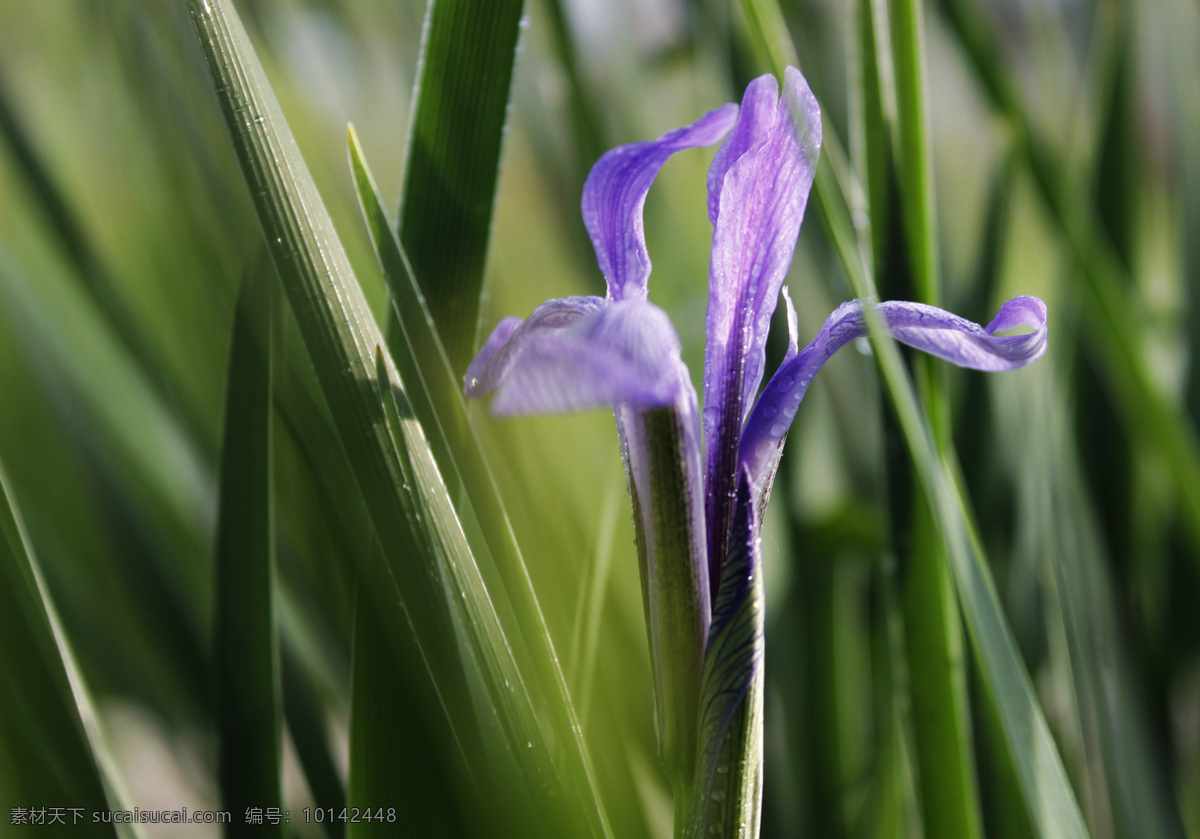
<box><xmin>213</xmin><ymin>258</ymin><xmax>281</xmax><ymax>836</ymax></box>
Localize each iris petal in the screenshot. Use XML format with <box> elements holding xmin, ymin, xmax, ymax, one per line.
<box><xmin>465</xmin><ymin>296</ymin><xmax>604</xmax><ymax>400</ymax></box>
<box><xmin>739</xmin><ymin>296</ymin><xmax>1049</xmax><ymax>494</ymax></box>
<box><xmin>464</xmin><ymin>296</ymin><xmax>693</xmax><ymax>415</ymax></box>
<box><xmin>702</xmin><ymin>67</ymin><xmax>822</xmax><ymax>586</ymax></box>
<box><xmin>582</xmin><ymin>104</ymin><xmax>738</xmax><ymax>302</ymax></box>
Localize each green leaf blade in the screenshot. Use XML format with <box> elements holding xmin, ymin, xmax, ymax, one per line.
<box><xmin>212</xmin><ymin>258</ymin><xmax>281</xmax><ymax>836</ymax></box>
<box><xmin>186</xmin><ymin>3</ymin><xmax>607</xmax><ymax>833</ymax></box>
<box><xmin>0</xmin><ymin>466</ymin><xmax>120</xmax><ymax>837</ymax></box>
<box><xmin>397</xmin><ymin>0</ymin><xmax>526</xmax><ymax>374</ymax></box>
<box><xmin>350</xmin><ymin>128</ymin><xmax>612</xmax><ymax>837</ymax></box>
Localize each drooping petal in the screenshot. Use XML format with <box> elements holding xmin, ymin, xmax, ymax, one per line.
<box><xmin>739</xmin><ymin>296</ymin><xmax>1049</xmax><ymax>495</ymax></box>
<box><xmin>702</xmin><ymin>67</ymin><xmax>822</xmax><ymax>588</ymax></box>
<box><xmin>582</xmin><ymin>104</ymin><xmax>738</xmax><ymax>302</ymax></box>
<box><xmin>466</xmin><ymin>294</ymin><xmax>712</xmax><ymax>778</ymax></box>
<box><xmin>465</xmin><ymin>296</ymin><xmax>603</xmax><ymax>398</ymax></box>
<box><xmin>465</xmin><ymin>297</ymin><xmax>694</xmax><ymax>415</ymax></box>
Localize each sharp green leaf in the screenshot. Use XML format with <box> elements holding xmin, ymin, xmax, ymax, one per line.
<box><xmin>736</xmin><ymin>1</ymin><xmax>1092</xmax><ymax>836</ymax></box>
<box><xmin>396</xmin><ymin>0</ymin><xmax>526</xmax><ymax>375</ymax></box>
<box><xmin>0</xmin><ymin>464</ymin><xmax>126</xmax><ymax>838</ymax></box>
<box><xmin>931</xmin><ymin>0</ymin><xmax>1200</xmax><ymax>569</ymax></box>
<box><xmin>349</xmin><ymin>128</ymin><xmax>611</xmax><ymax>834</ymax></box>
<box><xmin>187</xmin><ymin>1</ymin><xmax>608</xmax><ymax>834</ymax></box>
<box><xmin>212</xmin><ymin>256</ymin><xmax>281</xmax><ymax>835</ymax></box>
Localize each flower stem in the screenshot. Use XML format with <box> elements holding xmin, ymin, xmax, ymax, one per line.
<box><xmin>622</xmin><ymin>406</ymin><xmax>709</xmax><ymax>789</ymax></box>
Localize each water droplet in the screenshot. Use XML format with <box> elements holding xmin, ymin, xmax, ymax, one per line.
<box><xmin>762</xmin><ymin>404</ymin><xmax>777</xmax><ymax>419</ymax></box>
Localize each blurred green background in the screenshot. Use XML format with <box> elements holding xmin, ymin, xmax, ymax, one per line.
<box><xmin>0</xmin><ymin>0</ymin><xmax>1197</xmax><ymax>836</ymax></box>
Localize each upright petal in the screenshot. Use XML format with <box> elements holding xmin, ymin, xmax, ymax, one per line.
<box><xmin>706</xmin><ymin>74</ymin><xmax>779</xmax><ymax>227</ymax></box>
<box><xmin>702</xmin><ymin>67</ymin><xmax>822</xmax><ymax>587</ymax></box>
<box><xmin>739</xmin><ymin>296</ymin><xmax>1049</xmax><ymax>496</ymax></box>
<box><xmin>582</xmin><ymin>104</ymin><xmax>738</xmax><ymax>302</ymax></box>
<box><xmin>466</xmin><ymin>297</ymin><xmax>695</xmax><ymax>415</ymax></box>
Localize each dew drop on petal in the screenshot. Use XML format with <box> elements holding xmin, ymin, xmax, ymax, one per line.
<box><xmin>762</xmin><ymin>404</ymin><xmax>777</xmax><ymax>419</ymax></box>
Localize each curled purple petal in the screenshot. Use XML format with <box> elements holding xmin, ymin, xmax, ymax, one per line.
<box><xmin>582</xmin><ymin>104</ymin><xmax>738</xmax><ymax>302</ymax></box>
<box><xmin>464</xmin><ymin>297</ymin><xmax>693</xmax><ymax>415</ymax></box>
<box><xmin>739</xmin><ymin>296</ymin><xmax>1050</xmax><ymax>494</ymax></box>
<box><xmin>702</xmin><ymin>67</ymin><xmax>822</xmax><ymax>587</ymax></box>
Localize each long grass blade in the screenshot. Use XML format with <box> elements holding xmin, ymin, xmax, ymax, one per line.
<box><xmin>1004</xmin><ymin>374</ymin><xmax>1188</xmax><ymax>839</ymax></box>
<box><xmin>212</xmin><ymin>257</ymin><xmax>281</xmax><ymax>835</ymax></box>
<box><xmin>186</xmin><ymin>2</ymin><xmax>606</xmax><ymax>833</ymax></box>
<box><xmin>395</xmin><ymin>0</ymin><xmax>526</xmax><ymax>374</ymax></box>
<box><xmin>347</xmin><ymin>569</ymin><xmax>466</xmax><ymax>839</ymax></box>
<box><xmin>280</xmin><ymin>645</ymin><xmax>345</xmax><ymax>839</ymax></box>
<box><xmin>883</xmin><ymin>0</ymin><xmax>983</xmax><ymax>834</ymax></box>
<box><xmin>350</xmin><ymin>129</ymin><xmax>611</xmax><ymax>833</ymax></box>
<box><xmin>737</xmin><ymin>2</ymin><xmax>1091</xmax><ymax>836</ymax></box>
<box><xmin>0</xmin><ymin>463</ymin><xmax>126</xmax><ymax>837</ymax></box>
<box><xmin>931</xmin><ymin>0</ymin><xmax>1200</xmax><ymax>567</ymax></box>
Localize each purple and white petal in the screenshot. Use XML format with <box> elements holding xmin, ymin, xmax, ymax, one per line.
<box><xmin>465</xmin><ymin>296</ymin><xmax>604</xmax><ymax>398</ymax></box>
<box><xmin>702</xmin><ymin>67</ymin><xmax>822</xmax><ymax>585</ymax></box>
<box><xmin>582</xmin><ymin>104</ymin><xmax>738</xmax><ymax>302</ymax></box>
<box><xmin>706</xmin><ymin>75</ymin><xmax>779</xmax><ymax>226</ymax></box>
<box><xmin>466</xmin><ymin>298</ymin><xmax>694</xmax><ymax>415</ymax></box>
<box><xmin>780</xmin><ymin>286</ymin><xmax>800</xmax><ymax>364</ymax></box>
<box><xmin>739</xmin><ymin>296</ymin><xmax>1049</xmax><ymax>494</ymax></box>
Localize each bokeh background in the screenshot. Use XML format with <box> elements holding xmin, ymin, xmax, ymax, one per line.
<box><xmin>0</xmin><ymin>0</ymin><xmax>1197</xmax><ymax>836</ymax></box>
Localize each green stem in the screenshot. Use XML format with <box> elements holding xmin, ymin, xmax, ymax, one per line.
<box><xmin>875</xmin><ymin>0</ymin><xmax>984</xmax><ymax>833</ymax></box>
<box><xmin>628</xmin><ymin>407</ymin><xmax>709</xmax><ymax>791</ymax></box>
<box><xmin>686</xmin><ymin>477</ymin><xmax>764</xmax><ymax>838</ymax></box>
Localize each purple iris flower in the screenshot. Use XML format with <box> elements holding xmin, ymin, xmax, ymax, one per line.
<box><xmin>464</xmin><ymin>66</ymin><xmax>1047</xmax><ymax>799</ymax></box>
